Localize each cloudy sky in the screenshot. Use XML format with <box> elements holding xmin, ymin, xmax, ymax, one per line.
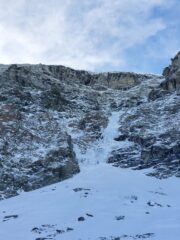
<box><xmin>0</xmin><ymin>0</ymin><xmax>179</xmax><ymax>74</ymax></box>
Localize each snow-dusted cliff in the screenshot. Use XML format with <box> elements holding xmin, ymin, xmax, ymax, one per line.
<box><xmin>0</xmin><ymin>52</ymin><xmax>179</xmax><ymax>239</ymax></box>
<box><xmin>0</xmin><ymin>53</ymin><xmax>180</xmax><ymax>199</ymax></box>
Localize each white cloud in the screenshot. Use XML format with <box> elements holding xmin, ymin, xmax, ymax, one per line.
<box><xmin>0</xmin><ymin>0</ymin><xmax>172</xmax><ymax>71</ymax></box>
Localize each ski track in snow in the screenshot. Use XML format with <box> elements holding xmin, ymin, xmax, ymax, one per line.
<box><xmin>0</xmin><ymin>111</ymin><xmax>180</xmax><ymax>240</ymax></box>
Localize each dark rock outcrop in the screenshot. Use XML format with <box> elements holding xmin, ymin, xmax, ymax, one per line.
<box><xmin>108</xmin><ymin>52</ymin><xmax>180</xmax><ymax>178</ymax></box>
<box><xmin>162</xmin><ymin>51</ymin><xmax>180</xmax><ymax>94</ymax></box>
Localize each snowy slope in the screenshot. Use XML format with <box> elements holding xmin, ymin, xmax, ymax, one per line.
<box><xmin>0</xmin><ymin>111</ymin><xmax>180</xmax><ymax>240</ymax></box>
<box><xmin>0</xmin><ymin>165</ymin><xmax>180</xmax><ymax>240</ymax></box>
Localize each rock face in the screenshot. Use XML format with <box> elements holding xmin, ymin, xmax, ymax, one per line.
<box><xmin>1</xmin><ymin>64</ymin><xmax>147</xmax><ymax>198</ymax></box>
<box><xmin>0</xmin><ymin>52</ymin><xmax>180</xmax><ymax>198</ymax></box>
<box><xmin>108</xmin><ymin>52</ymin><xmax>180</xmax><ymax>178</ymax></box>
<box><xmin>162</xmin><ymin>51</ymin><xmax>180</xmax><ymax>94</ymax></box>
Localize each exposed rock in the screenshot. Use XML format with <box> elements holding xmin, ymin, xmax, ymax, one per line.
<box><xmin>162</xmin><ymin>51</ymin><xmax>180</xmax><ymax>94</ymax></box>
<box><xmin>107</xmin><ymin>52</ymin><xmax>180</xmax><ymax>178</ymax></box>
<box><xmin>78</xmin><ymin>216</ymin><xmax>85</xmax><ymax>221</ymax></box>
<box><xmin>108</xmin><ymin>93</ymin><xmax>180</xmax><ymax>178</ymax></box>
<box><xmin>66</xmin><ymin>227</ymin><xmax>74</xmax><ymax>231</ymax></box>
<box><xmin>115</xmin><ymin>215</ymin><xmax>125</xmax><ymax>221</ymax></box>
<box><xmin>0</xmin><ymin>52</ymin><xmax>179</xmax><ymax>199</ymax></box>
<box><xmin>86</xmin><ymin>213</ymin><xmax>94</xmax><ymax>217</ymax></box>
<box><xmin>3</xmin><ymin>215</ymin><xmax>19</xmax><ymax>221</ymax></box>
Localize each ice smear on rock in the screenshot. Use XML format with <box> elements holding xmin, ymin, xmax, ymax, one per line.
<box><xmin>73</xmin><ymin>111</ymin><xmax>132</xmax><ymax>166</ymax></box>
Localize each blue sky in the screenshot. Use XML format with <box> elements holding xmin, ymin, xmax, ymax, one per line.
<box><xmin>0</xmin><ymin>0</ymin><xmax>179</xmax><ymax>74</ymax></box>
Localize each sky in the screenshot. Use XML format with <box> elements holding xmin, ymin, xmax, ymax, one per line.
<box><xmin>0</xmin><ymin>0</ymin><xmax>179</xmax><ymax>74</ymax></box>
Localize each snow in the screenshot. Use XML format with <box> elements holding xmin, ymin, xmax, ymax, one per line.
<box><xmin>74</xmin><ymin>111</ymin><xmax>132</xmax><ymax>166</ymax></box>
<box><xmin>0</xmin><ymin>109</ymin><xmax>180</xmax><ymax>240</ymax></box>
<box><xmin>0</xmin><ymin>165</ymin><xmax>180</xmax><ymax>240</ymax></box>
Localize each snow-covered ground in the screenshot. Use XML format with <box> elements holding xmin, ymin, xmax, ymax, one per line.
<box><xmin>0</xmin><ymin>111</ymin><xmax>180</xmax><ymax>240</ymax></box>
<box><xmin>0</xmin><ymin>165</ymin><xmax>180</xmax><ymax>240</ymax></box>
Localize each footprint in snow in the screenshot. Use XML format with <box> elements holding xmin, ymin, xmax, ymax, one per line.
<box><xmin>149</xmin><ymin>190</ymin><xmax>167</xmax><ymax>196</ymax></box>
<box><xmin>32</xmin><ymin>224</ymin><xmax>74</xmax><ymax>238</ymax></box>
<box><xmin>78</xmin><ymin>213</ymin><xmax>94</xmax><ymax>222</ymax></box>
<box><xmin>99</xmin><ymin>233</ymin><xmax>155</xmax><ymax>239</ymax></box>
<box><xmin>73</xmin><ymin>187</ymin><xmax>91</xmax><ymax>192</ymax></box>
<box><xmin>124</xmin><ymin>195</ymin><xmax>138</xmax><ymax>203</ymax></box>
<box><xmin>73</xmin><ymin>187</ymin><xmax>91</xmax><ymax>198</ymax></box>
<box><xmin>115</xmin><ymin>215</ymin><xmax>125</xmax><ymax>221</ymax></box>
<box><xmin>147</xmin><ymin>201</ymin><xmax>162</xmax><ymax>207</ymax></box>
